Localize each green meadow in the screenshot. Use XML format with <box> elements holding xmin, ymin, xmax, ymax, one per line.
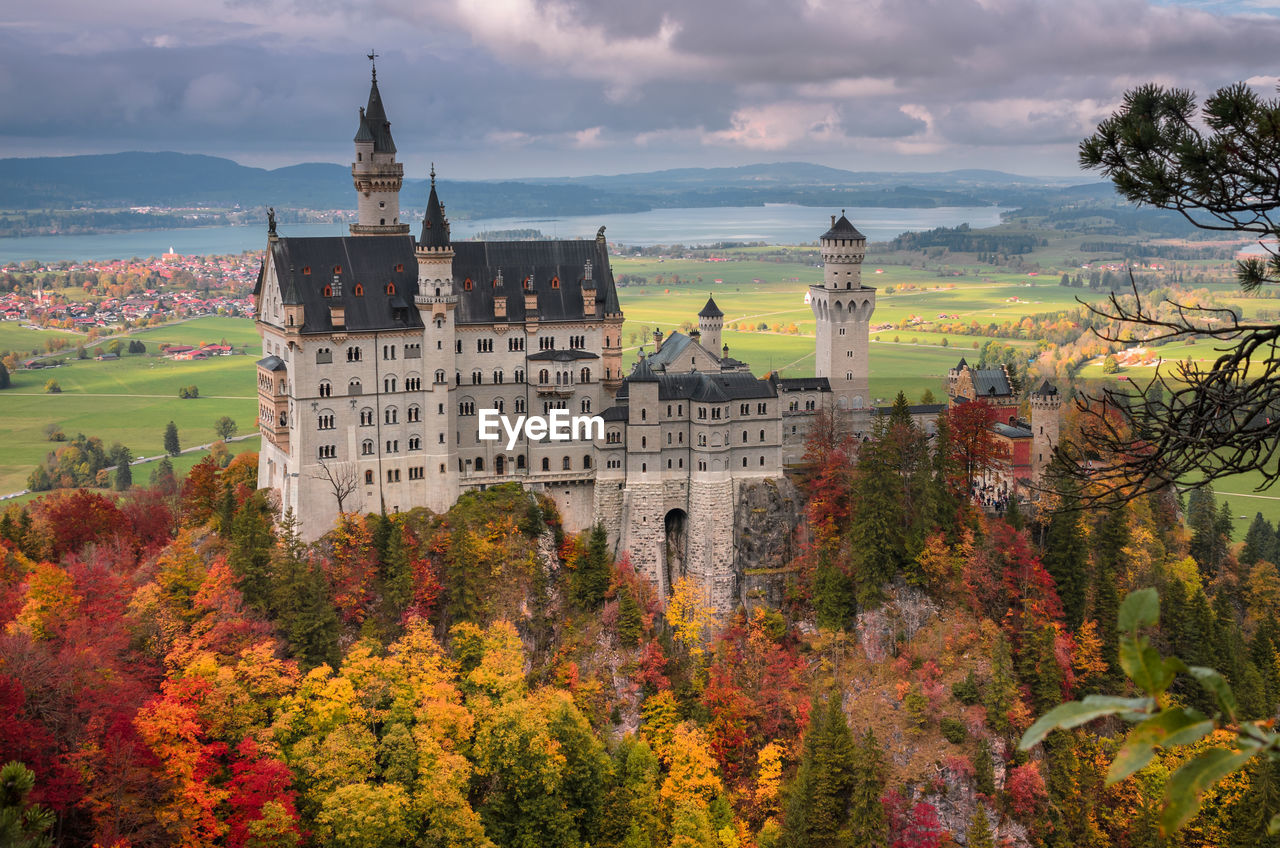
<box><xmin>0</xmin><ymin>322</ymin><xmax>85</xmax><ymax>355</ymax></box>
<box><xmin>0</xmin><ymin>317</ymin><xmax>260</xmax><ymax>493</ymax></box>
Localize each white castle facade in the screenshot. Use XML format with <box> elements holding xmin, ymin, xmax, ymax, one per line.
<box><xmin>254</xmin><ymin>68</ymin><xmax>876</xmax><ymax>608</ymax></box>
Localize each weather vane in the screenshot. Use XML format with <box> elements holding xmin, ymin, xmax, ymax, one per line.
<box><xmin>367</xmin><ymin>50</ymin><xmax>379</xmax><ymax>80</ymax></box>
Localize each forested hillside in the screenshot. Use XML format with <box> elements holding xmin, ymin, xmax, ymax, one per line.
<box><xmin>2</xmin><ymin>396</ymin><xmax>1278</xmax><ymax>847</ymax></box>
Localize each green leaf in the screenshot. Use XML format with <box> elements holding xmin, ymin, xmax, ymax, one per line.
<box><xmin>1162</xmin><ymin>746</ymin><xmax>1261</xmax><ymax>833</ymax></box>
<box><xmin>1268</xmin><ymin>812</ymin><xmax>1280</xmax><ymax>836</ymax></box>
<box><xmin>1119</xmin><ymin>587</ymin><xmax>1160</xmax><ymax>632</ymax></box>
<box><xmin>1019</xmin><ymin>695</ymin><xmax>1152</xmax><ymax>751</ymax></box>
<box><xmin>1106</xmin><ymin>708</ymin><xmax>1213</xmax><ymax>784</ymax></box>
<box><xmin>1119</xmin><ymin>636</ymin><xmax>1178</xmax><ymax>697</ymax></box>
<box><xmin>1187</xmin><ymin>666</ymin><xmax>1237</xmax><ymax>723</ymax></box>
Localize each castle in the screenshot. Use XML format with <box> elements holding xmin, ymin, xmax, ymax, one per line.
<box><xmin>253</xmin><ymin>66</ymin><xmax>879</xmax><ymax>608</ymax></box>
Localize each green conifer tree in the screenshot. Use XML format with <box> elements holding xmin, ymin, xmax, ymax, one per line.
<box><xmin>110</xmin><ymin>444</ymin><xmax>132</xmax><ymax>491</ymax></box>
<box><xmin>228</xmin><ymin>491</ymin><xmax>274</xmax><ymax>611</ymax></box>
<box><xmin>271</xmin><ymin>510</ymin><xmax>339</xmax><ymax>668</ymax></box>
<box><xmin>844</xmin><ymin>729</ymin><xmax>887</xmax><ymax>848</ymax></box>
<box><xmin>163</xmin><ymin>420</ymin><xmax>180</xmax><ymax>456</ymax></box>
<box><xmin>782</xmin><ymin>694</ymin><xmax>857</xmax><ymax>848</ymax></box>
<box><xmin>572</xmin><ymin>524</ymin><xmax>612</xmax><ymax>610</ymax></box>
<box><xmin>1242</xmin><ymin>513</ymin><xmax>1278</xmax><ymax>566</ymax></box>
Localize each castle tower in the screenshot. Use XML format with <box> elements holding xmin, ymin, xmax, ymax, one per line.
<box><xmin>350</xmin><ymin>58</ymin><xmax>410</xmax><ymax>236</ymax></box>
<box><xmin>811</xmin><ymin>211</ymin><xmax>874</xmax><ymax>409</ymax></box>
<box><xmin>1030</xmin><ymin>380</ymin><xmax>1062</xmax><ymax>480</ymax></box>
<box><xmin>698</xmin><ymin>295</ymin><xmax>723</xmax><ymax>354</ymax></box>
<box><xmin>413</xmin><ymin>168</ymin><xmax>458</xmax><ymax>511</ymax></box>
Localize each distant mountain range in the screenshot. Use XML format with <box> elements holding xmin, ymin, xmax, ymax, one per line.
<box><xmin>0</xmin><ymin>151</ymin><xmax>1111</xmax><ymax>219</ymax></box>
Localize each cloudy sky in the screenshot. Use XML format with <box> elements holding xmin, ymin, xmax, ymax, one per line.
<box><xmin>2</xmin><ymin>0</ymin><xmax>1278</xmax><ymax>180</ymax></box>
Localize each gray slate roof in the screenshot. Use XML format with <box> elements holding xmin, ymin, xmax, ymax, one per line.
<box><xmin>821</xmin><ymin>212</ymin><xmax>865</xmax><ymax>241</ymax></box>
<box><xmin>969</xmin><ymin>367</ymin><xmax>1013</xmax><ymax>397</ymax></box>
<box><xmin>618</xmin><ymin>369</ymin><xmax>776</xmax><ymax>403</ymax></box>
<box><xmin>770</xmin><ymin>373</ymin><xmax>831</xmax><ymax>392</ymax></box>
<box><xmin>267</xmin><ymin>234</ymin><xmax>620</xmax><ymax>333</ymax></box>
<box><xmin>256</xmin><ymin>355</ymin><xmax>287</xmax><ymax>372</ymax></box>
<box><xmin>699</xmin><ymin>295</ymin><xmax>723</xmax><ymax>318</ymax></box>
<box><xmin>354</xmin><ymin>75</ymin><xmax>396</xmax><ymax>154</ymax></box>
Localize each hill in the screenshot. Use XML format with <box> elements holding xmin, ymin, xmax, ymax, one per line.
<box><xmin>0</xmin><ymin>152</ymin><xmax>1112</xmax><ymax>220</ymax></box>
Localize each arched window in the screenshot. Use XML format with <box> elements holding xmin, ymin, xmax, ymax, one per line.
<box><xmin>551</xmin><ymin>276</ymin><xmax>560</xmax><ymax>289</ymax></box>
<box><xmin>386</xmin><ymin>281</ymin><xmax>396</xmax><ymax>295</ymax></box>
<box><xmin>348</xmin><ymin>379</ymin><xmax>362</xmax><ymax>396</ymax></box>
<box><xmin>362</xmin><ymin>440</ymin><xmax>374</xmax><ymax>455</ymax></box>
<box><xmin>583</xmin><ymin>455</ymin><xmax>591</xmax><ymax>469</ymax></box>
<box><xmin>517</xmin><ymin>455</ymin><xmax>526</xmax><ymax>469</ymax></box>
<box><xmin>580</xmin><ymin>367</ymin><xmax>590</xmax><ymax>383</ymax></box>
<box><xmin>318</xmin><ymin>380</ymin><xmax>332</xmax><ymax>398</ymax></box>
<box><xmin>385</xmin><ymin>407</ymin><xmax>398</xmax><ymax>424</ymax></box>
<box><xmin>435</xmin><ymin>370</ymin><xmax>446</xmax><ymax>383</ymax></box>
<box><xmin>496</xmin><ymin>455</ymin><xmax>505</xmax><ymax>474</ymax></box>
<box><xmin>365</xmin><ymin>470</ymin><xmax>374</xmax><ymax>484</ymax></box>
<box><xmin>475</xmin><ymin>457</ymin><xmax>484</xmax><ymax>471</ymax></box>
<box><xmin>384</xmin><ymin>376</ymin><xmax>397</xmax><ymax>392</ymax></box>
<box><xmin>464</xmin><ymin>278</ymin><xmax>473</xmax><ymax>291</ymax></box>
<box><xmin>539</xmin><ymin>369</ymin><xmax>549</xmax><ymax>384</ymax></box>
<box><xmin>541</xmin><ymin>457</ymin><xmax>550</xmax><ymax>471</ymax></box>
<box><xmin>353</xmin><ymin>283</ymin><xmax>364</xmax><ymax>296</ymax></box>
<box><xmin>562</xmin><ymin>456</ymin><xmax>571</xmax><ymax>470</ymax></box>
<box><xmin>323</xmin><ymin>284</ymin><xmax>333</xmax><ymax>297</ymax></box>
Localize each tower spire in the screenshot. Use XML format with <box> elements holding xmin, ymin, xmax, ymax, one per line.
<box><xmin>367</xmin><ymin>50</ymin><xmax>378</xmax><ymax>81</ymax></box>
<box><xmin>350</xmin><ymin>57</ymin><xmax>408</xmax><ymax>236</ymax></box>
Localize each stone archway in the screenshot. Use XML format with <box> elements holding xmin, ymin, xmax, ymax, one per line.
<box><xmin>663</xmin><ymin>508</ymin><xmax>688</xmax><ymax>592</ymax></box>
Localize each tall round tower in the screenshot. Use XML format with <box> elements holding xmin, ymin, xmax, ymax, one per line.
<box><xmin>810</xmin><ymin>211</ymin><xmax>874</xmax><ymax>409</ymax></box>
<box><xmin>698</xmin><ymin>294</ymin><xmax>723</xmax><ymax>354</ymax></box>
<box><xmin>1030</xmin><ymin>380</ymin><xmax>1062</xmax><ymax>480</ymax></box>
<box><xmin>350</xmin><ymin>59</ymin><xmax>410</xmax><ymax>236</ymax></box>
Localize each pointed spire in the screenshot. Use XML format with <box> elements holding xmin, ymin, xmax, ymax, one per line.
<box><xmin>698</xmin><ymin>294</ymin><xmax>723</xmax><ymax>318</ymax></box>
<box><xmin>419</xmin><ymin>166</ymin><xmax>450</xmax><ymax>249</ymax></box>
<box><xmin>355</xmin><ymin>54</ymin><xmax>396</xmax><ymax>154</ymax></box>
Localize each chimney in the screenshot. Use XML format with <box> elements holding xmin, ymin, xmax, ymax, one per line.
<box><xmin>653</xmin><ymin>328</ymin><xmax>664</xmax><ymax>352</ymax></box>
<box><xmin>831</xmin><ymin>214</ymin><xmax>836</xmax><ymax>226</ymax></box>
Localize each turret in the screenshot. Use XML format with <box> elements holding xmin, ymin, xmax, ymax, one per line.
<box><xmin>810</xmin><ymin>211</ymin><xmax>874</xmax><ymax>409</ymax></box>
<box><xmin>1030</xmin><ymin>380</ymin><xmax>1062</xmax><ymax>480</ymax></box>
<box><xmin>350</xmin><ymin>58</ymin><xmax>410</xmax><ymax>236</ymax></box>
<box><xmin>698</xmin><ymin>295</ymin><xmax>723</xmax><ymax>354</ymax></box>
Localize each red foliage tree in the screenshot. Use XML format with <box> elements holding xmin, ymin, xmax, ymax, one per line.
<box><xmin>225</xmin><ymin>737</ymin><xmax>302</xmax><ymax>848</ymax></box>
<box><xmin>29</xmin><ymin>489</ymin><xmax>125</xmax><ymax>559</ymax></box>
<box><xmin>884</xmin><ymin>793</ymin><xmax>945</xmax><ymax>848</ymax></box>
<box><xmin>947</xmin><ymin>399</ymin><xmax>1009</xmax><ymax>495</ymax></box>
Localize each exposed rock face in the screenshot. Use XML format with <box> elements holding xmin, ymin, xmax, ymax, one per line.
<box><xmin>855</xmin><ymin>579</ymin><xmax>942</xmax><ymax>664</ymax></box>
<box><xmin>733</xmin><ymin>477</ymin><xmax>802</xmax><ymax>608</ymax></box>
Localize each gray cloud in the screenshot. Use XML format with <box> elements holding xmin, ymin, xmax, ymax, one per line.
<box><xmin>0</xmin><ymin>0</ymin><xmax>1277</xmax><ymax>176</ymax></box>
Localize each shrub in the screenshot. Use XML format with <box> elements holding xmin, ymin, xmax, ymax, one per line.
<box><xmin>940</xmin><ymin>717</ymin><xmax>967</xmax><ymax>744</ymax></box>
<box><xmin>44</xmin><ymin>379</ymin><xmax>61</xmax><ymax>393</ymax></box>
<box><xmin>952</xmin><ymin>671</ymin><xmax>981</xmax><ymax>705</ymax></box>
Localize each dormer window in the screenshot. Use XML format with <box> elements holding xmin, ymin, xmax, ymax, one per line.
<box><xmin>333</xmin><ymin>265</ymin><xmax>342</xmax><ymax>274</ymax></box>
<box><xmin>394</xmin><ymin>263</ymin><xmax>403</xmax><ymax>273</ymax></box>
<box><xmin>302</xmin><ymin>266</ymin><xmax>311</xmax><ymax>275</ymax></box>
<box><xmin>524</xmin><ymin>276</ymin><xmax>533</xmax><ymax>291</ymax></box>
<box><xmin>551</xmin><ymin>276</ymin><xmax>560</xmax><ymax>289</ymax></box>
<box><xmin>323</xmin><ymin>284</ymin><xmax>333</xmax><ymax>298</ymax></box>
<box><xmin>386</xmin><ymin>281</ymin><xmax>396</xmax><ymax>295</ymax></box>
<box><xmin>463</xmin><ymin>278</ymin><xmax>473</xmax><ymax>291</ymax></box>
<box><xmin>353</xmin><ymin>283</ymin><xmax>364</xmax><ymax>296</ymax></box>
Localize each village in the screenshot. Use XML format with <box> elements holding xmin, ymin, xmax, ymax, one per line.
<box><xmin>0</xmin><ymin>249</ymin><xmax>257</xmax><ymax>335</ymax></box>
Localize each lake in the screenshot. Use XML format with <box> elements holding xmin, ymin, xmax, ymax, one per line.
<box><xmin>0</xmin><ymin>203</ymin><xmax>1007</xmax><ymax>264</ymax></box>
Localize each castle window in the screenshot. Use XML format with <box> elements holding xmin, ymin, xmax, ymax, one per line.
<box><xmin>760</xmin><ymin>429</ymin><xmax>766</xmax><ymax>442</ymax></box>
<box><xmin>347</xmin><ymin>347</ymin><xmax>362</xmax><ymax>362</ymax></box>
<box><xmin>524</xmin><ymin>276</ymin><xmax>532</xmax><ymax>291</ymax></box>
<box><xmin>551</xmin><ymin>277</ymin><xmax>560</xmax><ymax>289</ymax></box>
<box><xmin>365</xmin><ymin>470</ymin><xmax>373</xmax><ymax>484</ymax></box>
<box><xmin>464</xmin><ymin>278</ymin><xmax>473</xmax><ymax>291</ymax></box>
<box><xmin>354</xmin><ymin>283</ymin><xmax>364</xmax><ymax>296</ymax></box>
<box><xmin>408</xmin><ymin>405</ymin><xmax>421</xmax><ymax>423</ymax></box>
<box><xmin>318</xmin><ymin>381</ymin><xmax>332</xmax><ymax>398</ymax></box>
<box><xmin>742</xmin><ymin>431</ymin><xmax>748</xmax><ymax>443</ymax></box>
<box><xmin>362</xmin><ymin>440</ymin><xmax>374</xmax><ymax>455</ymax></box>
<box><xmin>758</xmin><ymin>403</ymin><xmax>766</xmax><ymax>414</ymax></box>
<box><xmin>323</xmin><ymin>285</ymin><xmax>333</xmax><ymax>298</ymax></box>
<box><xmin>542</xmin><ymin>457</ymin><xmax>550</xmax><ymax>471</ymax></box>
<box><xmin>580</xmin><ymin>367</ymin><xmax>591</xmax><ymax>383</ymax></box>
<box><xmin>563</xmin><ymin>457</ymin><xmax>571</xmax><ymax>470</ymax></box>
<box><xmin>360</xmin><ymin>408</ymin><xmax>374</xmax><ymax>426</ymax></box>
<box><xmin>472</xmin><ymin>370</ymin><xmax>482</xmax><ymax>385</ymax></box>
<box><xmin>583</xmin><ymin>455</ymin><xmax>591</xmax><ymax>469</ymax></box>
<box><xmin>385</xmin><ymin>407</ymin><xmax>398</xmax><ymax>424</ymax></box>
<box><xmin>384</xmin><ymin>376</ymin><xmax>397</xmax><ymax>392</ymax></box>
<box><xmin>303</xmin><ymin>266</ymin><xmax>312</xmax><ymax>275</ymax></box>
<box><xmin>316</xmin><ymin>347</ymin><xmax>332</xmax><ymax>364</ymax></box>
<box><xmin>318</xmin><ymin>445</ymin><xmax>336</xmax><ymax>459</ymax></box>
<box><xmin>517</xmin><ymin>455</ymin><xmax>526</xmax><ymax>469</ymax></box>
<box><xmin>760</xmin><ymin>456</ymin><xmax>765</xmax><ymax>466</ymax></box>
<box><xmin>333</xmin><ymin>265</ymin><xmax>342</xmax><ymax>274</ymax></box>
<box><xmin>515</xmin><ymin>397</ymin><xmax>526</xmax><ymax>413</ymax></box>
<box><xmin>435</xmin><ymin>370</ymin><xmax>446</xmax><ymax>384</ymax></box>
<box><xmin>581</xmin><ymin>399</ymin><xmax>591</xmax><ymax>414</ymax></box>
<box><xmin>743</xmin><ymin>457</ymin><xmax>748</xmax><ymax>467</ymax></box>
<box><xmin>515</xmin><ymin>369</ymin><xmax>525</xmax><ymax>383</ymax></box>
<box><xmin>349</xmin><ymin>379</ymin><xmax>362</xmax><ymax>396</ymax></box>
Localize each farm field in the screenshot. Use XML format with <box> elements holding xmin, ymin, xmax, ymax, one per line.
<box><xmin>128</xmin><ymin>315</ymin><xmax>262</xmax><ymax>349</ymax></box>
<box><xmin>0</xmin><ymin>322</ymin><xmax>85</xmax><ymax>355</ymax></box>
<box><xmin>0</xmin><ymin>352</ymin><xmax>256</xmax><ymax>493</ymax></box>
